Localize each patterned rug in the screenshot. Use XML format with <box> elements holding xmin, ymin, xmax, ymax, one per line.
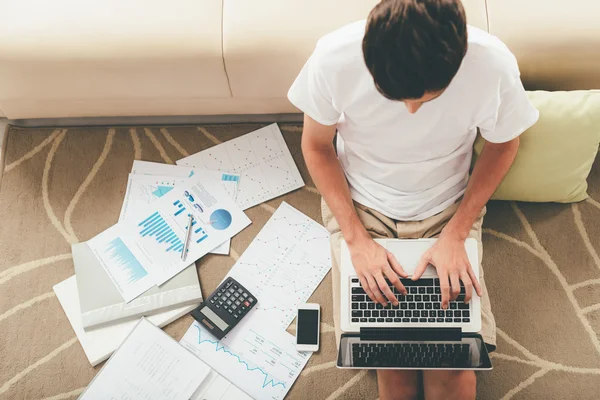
<box><xmin>0</xmin><ymin>124</ymin><xmax>599</xmax><ymax>400</ymax></box>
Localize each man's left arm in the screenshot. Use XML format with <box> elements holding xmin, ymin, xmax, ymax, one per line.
<box><xmin>413</xmin><ymin>63</ymin><xmax>541</xmax><ymax>306</ymax></box>
<box><xmin>444</xmin><ymin>137</ymin><xmax>520</xmax><ymax>241</ymax></box>
<box><xmin>412</xmin><ymin>138</ymin><xmax>519</xmax><ymax>309</ymax></box>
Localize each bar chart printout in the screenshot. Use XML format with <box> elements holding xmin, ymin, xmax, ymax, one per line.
<box><xmin>121</xmin><ymin>176</ymin><xmax>251</xmax><ymax>286</ymax></box>
<box><xmin>180</xmin><ymin>320</ymin><xmax>311</xmax><ymax>400</ymax></box>
<box><xmin>87</xmin><ymin>225</ymin><xmax>154</xmax><ymax>302</ymax></box>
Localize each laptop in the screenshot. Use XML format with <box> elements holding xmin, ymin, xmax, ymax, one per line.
<box><xmin>336</xmin><ymin>238</ymin><xmax>492</xmax><ymax>370</ymax></box>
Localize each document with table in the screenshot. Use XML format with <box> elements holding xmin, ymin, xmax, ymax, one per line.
<box><xmin>80</xmin><ymin>318</ymin><xmax>210</xmax><ymax>400</ymax></box>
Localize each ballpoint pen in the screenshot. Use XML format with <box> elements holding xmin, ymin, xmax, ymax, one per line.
<box><xmin>181</xmin><ymin>214</ymin><xmax>193</xmax><ymax>261</ymax></box>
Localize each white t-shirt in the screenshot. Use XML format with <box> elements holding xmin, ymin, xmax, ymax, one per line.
<box><xmin>288</xmin><ymin>21</ymin><xmax>539</xmax><ymax>221</ymax></box>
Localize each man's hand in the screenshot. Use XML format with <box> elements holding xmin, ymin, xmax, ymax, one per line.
<box><xmin>348</xmin><ymin>237</ymin><xmax>408</xmax><ymax>305</ymax></box>
<box><xmin>411</xmin><ymin>233</ymin><xmax>482</xmax><ymax>309</ymax></box>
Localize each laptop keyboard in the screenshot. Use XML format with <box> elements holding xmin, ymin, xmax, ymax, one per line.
<box><xmin>350</xmin><ymin>277</ymin><xmax>471</xmax><ymax>324</ymax></box>
<box><xmin>351</xmin><ymin>342</ymin><xmax>470</xmax><ymax>368</ymax></box>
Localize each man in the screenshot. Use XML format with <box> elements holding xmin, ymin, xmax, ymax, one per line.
<box><xmin>288</xmin><ymin>0</ymin><xmax>539</xmax><ymax>399</ymax></box>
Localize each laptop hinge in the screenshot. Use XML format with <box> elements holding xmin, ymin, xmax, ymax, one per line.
<box><xmin>359</xmin><ymin>327</ymin><xmax>462</xmax><ymax>341</ymax></box>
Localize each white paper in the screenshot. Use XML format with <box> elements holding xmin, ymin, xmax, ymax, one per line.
<box><xmin>121</xmin><ymin>175</ymin><xmax>250</xmax><ymax>286</ymax></box>
<box><xmin>180</xmin><ymin>320</ymin><xmax>310</xmax><ymax>400</ymax></box>
<box><xmin>53</xmin><ymin>276</ymin><xmax>199</xmax><ymax>367</ymax></box>
<box><xmin>190</xmin><ymin>369</ymin><xmax>252</xmax><ymax>400</ymax></box>
<box><xmin>227</xmin><ymin>202</ymin><xmax>331</xmax><ymax>330</ymax></box>
<box><xmin>131</xmin><ymin>160</ymin><xmax>195</xmax><ymax>177</ymax></box>
<box><xmin>177</xmin><ymin>124</ymin><xmax>304</xmax><ymax>210</ymax></box>
<box><xmin>81</xmin><ymin>318</ymin><xmax>210</xmax><ymax>400</ymax></box>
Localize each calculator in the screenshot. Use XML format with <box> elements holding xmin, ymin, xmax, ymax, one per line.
<box><xmin>190</xmin><ymin>277</ymin><xmax>257</xmax><ymax>340</ymax></box>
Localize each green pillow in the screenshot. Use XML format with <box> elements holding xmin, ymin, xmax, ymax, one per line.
<box><xmin>473</xmin><ymin>90</ymin><xmax>600</xmax><ymax>203</ymax></box>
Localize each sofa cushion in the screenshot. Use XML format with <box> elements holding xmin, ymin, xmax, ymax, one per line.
<box><xmin>473</xmin><ymin>90</ymin><xmax>600</xmax><ymax>202</ymax></box>
<box><xmin>0</xmin><ymin>0</ymin><xmax>230</xmax><ymax>119</ymax></box>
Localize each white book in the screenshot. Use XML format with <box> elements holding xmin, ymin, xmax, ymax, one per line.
<box><xmin>53</xmin><ymin>276</ymin><xmax>200</xmax><ymax>367</ymax></box>
<box><xmin>72</xmin><ymin>242</ymin><xmax>202</xmax><ymax>330</ymax></box>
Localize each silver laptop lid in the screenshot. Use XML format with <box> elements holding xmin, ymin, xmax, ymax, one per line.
<box><xmin>336</xmin><ymin>331</ymin><xmax>492</xmax><ymax>370</ymax></box>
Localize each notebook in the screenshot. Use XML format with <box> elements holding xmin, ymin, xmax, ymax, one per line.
<box><xmin>72</xmin><ymin>242</ymin><xmax>202</xmax><ymax>329</ymax></box>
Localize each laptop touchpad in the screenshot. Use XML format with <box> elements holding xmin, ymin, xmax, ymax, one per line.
<box><xmin>385</xmin><ymin>241</ymin><xmax>437</xmax><ymax>276</ymax></box>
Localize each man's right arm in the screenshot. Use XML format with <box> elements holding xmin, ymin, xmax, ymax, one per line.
<box><xmin>301</xmin><ymin>114</ymin><xmax>407</xmax><ymax>305</ymax></box>
<box><xmin>301</xmin><ymin>115</ymin><xmax>367</xmax><ymax>247</ymax></box>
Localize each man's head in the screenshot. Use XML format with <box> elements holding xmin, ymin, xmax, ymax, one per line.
<box><xmin>363</xmin><ymin>0</ymin><xmax>468</xmax><ymax>113</ymax></box>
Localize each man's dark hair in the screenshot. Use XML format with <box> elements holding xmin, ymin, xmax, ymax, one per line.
<box><xmin>363</xmin><ymin>0</ymin><xmax>468</xmax><ymax>100</ymax></box>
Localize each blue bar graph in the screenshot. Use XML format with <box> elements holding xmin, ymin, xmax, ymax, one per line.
<box><xmin>222</xmin><ymin>173</ymin><xmax>240</xmax><ymax>182</ymax></box>
<box><xmin>104</xmin><ymin>238</ymin><xmax>148</xmax><ymax>283</ymax></box>
<box><xmin>196</xmin><ymin>234</ymin><xmax>208</xmax><ymax>244</ymax></box>
<box><xmin>138</xmin><ymin>212</ymin><xmax>184</xmax><ymax>253</ymax></box>
<box><xmin>194</xmin><ymin>225</ymin><xmax>208</xmax><ymax>243</ymax></box>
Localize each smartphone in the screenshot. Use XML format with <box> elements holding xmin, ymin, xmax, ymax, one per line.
<box><xmin>296</xmin><ymin>303</ymin><xmax>320</xmax><ymax>352</ymax></box>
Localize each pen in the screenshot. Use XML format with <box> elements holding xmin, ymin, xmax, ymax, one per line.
<box><xmin>181</xmin><ymin>214</ymin><xmax>193</xmax><ymax>261</ymax></box>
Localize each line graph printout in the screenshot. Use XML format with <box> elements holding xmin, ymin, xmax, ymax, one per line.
<box><xmin>227</xmin><ymin>202</ymin><xmax>331</xmax><ymax>330</ymax></box>
<box><xmin>180</xmin><ymin>320</ymin><xmax>310</xmax><ymax>400</ymax></box>
<box><xmin>176</xmin><ymin>124</ymin><xmax>304</xmax><ymax>210</ymax></box>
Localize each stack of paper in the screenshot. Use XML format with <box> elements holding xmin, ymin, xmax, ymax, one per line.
<box><xmin>58</xmin><ymin>123</ymin><xmax>329</xmax><ymax>399</ymax></box>
<box><xmin>53</xmin><ymin>276</ymin><xmax>199</xmax><ymax>366</ymax></box>
<box><xmin>85</xmin><ymin>173</ymin><xmax>251</xmax><ymax>301</ymax></box>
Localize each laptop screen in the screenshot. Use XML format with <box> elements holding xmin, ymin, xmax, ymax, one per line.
<box><xmin>337</xmin><ymin>333</ymin><xmax>492</xmax><ymax>370</ymax></box>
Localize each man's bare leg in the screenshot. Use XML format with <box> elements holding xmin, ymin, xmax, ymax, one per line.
<box><xmin>377</xmin><ymin>370</ymin><xmax>420</xmax><ymax>400</ymax></box>
<box><xmin>422</xmin><ymin>370</ymin><xmax>476</xmax><ymax>400</ymax></box>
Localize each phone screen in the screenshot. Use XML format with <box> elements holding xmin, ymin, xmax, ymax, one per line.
<box><xmin>297</xmin><ymin>309</ymin><xmax>319</xmax><ymax>345</ymax></box>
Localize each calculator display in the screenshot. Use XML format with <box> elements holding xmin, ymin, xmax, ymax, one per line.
<box><xmin>191</xmin><ymin>277</ymin><xmax>257</xmax><ymax>340</ymax></box>
<box><xmin>199</xmin><ymin>306</ymin><xmax>229</xmax><ymax>331</ymax></box>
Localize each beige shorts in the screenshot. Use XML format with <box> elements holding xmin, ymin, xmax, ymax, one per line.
<box><xmin>321</xmin><ymin>198</ymin><xmax>497</xmax><ymax>350</ymax></box>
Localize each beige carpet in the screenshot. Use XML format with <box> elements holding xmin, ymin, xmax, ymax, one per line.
<box><xmin>1</xmin><ymin>124</ymin><xmax>599</xmax><ymax>400</ymax></box>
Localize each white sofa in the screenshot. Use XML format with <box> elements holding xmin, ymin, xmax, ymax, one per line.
<box><xmin>0</xmin><ymin>0</ymin><xmax>598</xmax><ymax>119</ymax></box>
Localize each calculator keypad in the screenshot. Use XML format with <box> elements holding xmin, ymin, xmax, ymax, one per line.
<box><xmin>210</xmin><ymin>279</ymin><xmax>255</xmax><ymax>320</ymax></box>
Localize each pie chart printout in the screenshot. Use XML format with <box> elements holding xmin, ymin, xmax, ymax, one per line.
<box><xmin>210</xmin><ymin>209</ymin><xmax>233</xmax><ymax>230</ymax></box>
